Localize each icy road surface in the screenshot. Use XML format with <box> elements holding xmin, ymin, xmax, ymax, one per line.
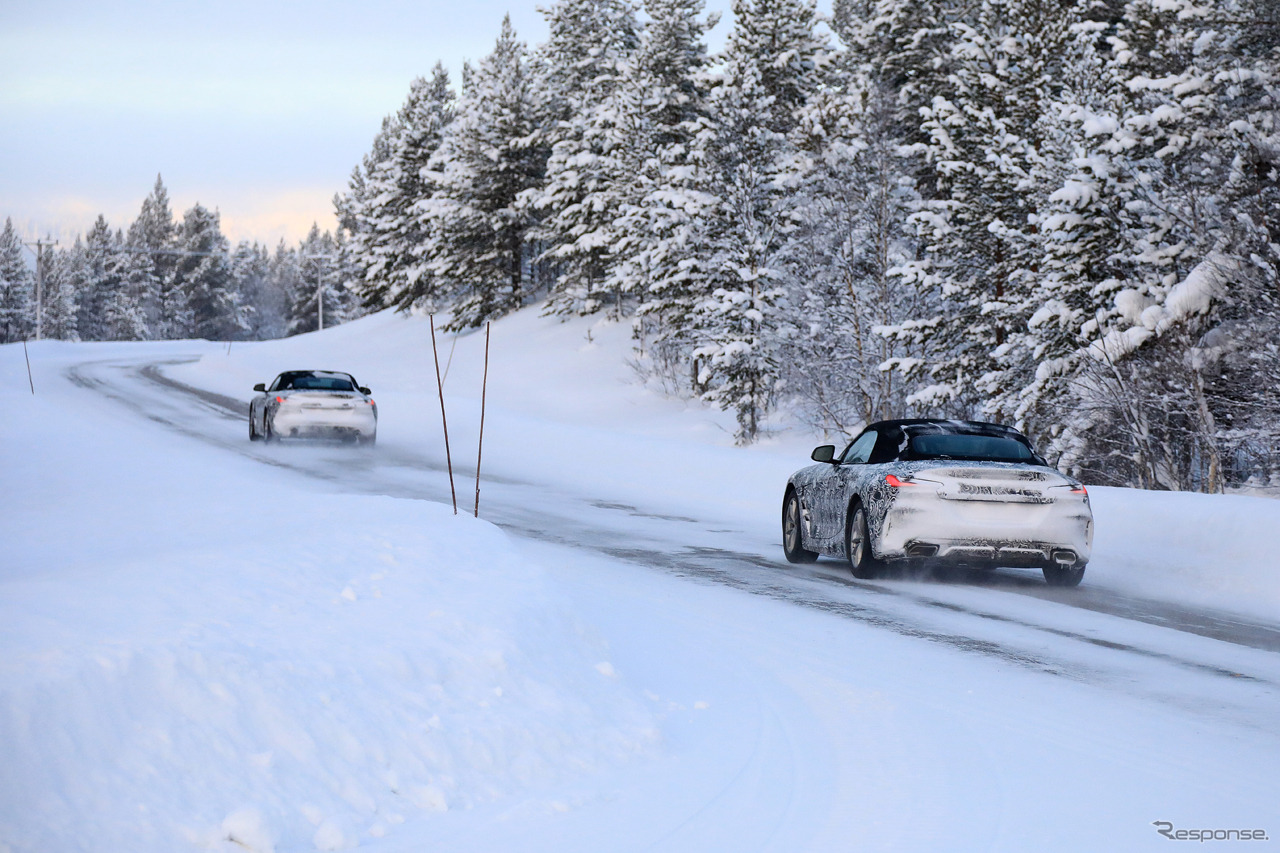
<box><xmin>3</xmin><ymin>328</ymin><xmax>1279</xmax><ymax>852</ymax></box>
<box><xmin>76</xmin><ymin>354</ymin><xmax>1280</xmax><ymax>657</ymax></box>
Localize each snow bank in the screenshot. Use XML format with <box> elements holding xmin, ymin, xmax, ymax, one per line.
<box><xmin>0</xmin><ymin>349</ymin><xmax>656</xmax><ymax>852</ymax></box>
<box><xmin>1087</xmin><ymin>485</ymin><xmax>1280</xmax><ymax>621</ymax></box>
<box><xmin>5</xmin><ymin>305</ymin><xmax>1280</xmax><ymax>853</ymax></box>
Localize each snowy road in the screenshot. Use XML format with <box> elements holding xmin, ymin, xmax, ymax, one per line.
<box><xmin>71</xmin><ymin>355</ymin><xmax>1280</xmax><ymax>720</ymax></box>
<box><xmin>6</xmin><ymin>336</ymin><xmax>1278</xmax><ymax>852</ymax></box>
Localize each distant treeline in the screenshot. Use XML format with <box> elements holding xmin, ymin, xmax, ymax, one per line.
<box><xmin>336</xmin><ymin>0</ymin><xmax>1280</xmax><ymax>491</ymax></box>
<box><xmin>0</xmin><ymin>177</ymin><xmax>362</xmax><ymax>346</ymax></box>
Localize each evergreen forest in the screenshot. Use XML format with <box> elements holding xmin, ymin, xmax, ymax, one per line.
<box><xmin>4</xmin><ymin>0</ymin><xmax>1277</xmax><ymax>492</ymax></box>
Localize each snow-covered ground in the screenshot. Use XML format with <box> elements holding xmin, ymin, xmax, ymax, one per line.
<box><xmin>3</xmin><ymin>307</ymin><xmax>1279</xmax><ymax>852</ymax></box>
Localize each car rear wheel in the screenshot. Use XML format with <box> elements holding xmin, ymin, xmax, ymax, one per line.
<box><xmin>782</xmin><ymin>490</ymin><xmax>818</xmax><ymax>563</ymax></box>
<box><xmin>249</xmin><ymin>414</ymin><xmax>259</xmax><ymax>441</ymax></box>
<box><xmin>847</xmin><ymin>504</ymin><xmax>880</xmax><ymax>580</ymax></box>
<box><xmin>1043</xmin><ymin>564</ymin><xmax>1086</xmax><ymax>587</ymax></box>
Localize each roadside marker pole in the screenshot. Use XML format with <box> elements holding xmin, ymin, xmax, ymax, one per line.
<box><xmin>23</xmin><ymin>338</ymin><xmax>34</xmax><ymax>394</ymax></box>
<box><xmin>475</xmin><ymin>322</ymin><xmax>490</xmax><ymax>518</ymax></box>
<box><xmin>430</xmin><ymin>315</ymin><xmax>458</xmax><ymax>514</ymax></box>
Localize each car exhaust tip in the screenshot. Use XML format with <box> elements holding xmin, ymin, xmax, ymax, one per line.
<box><xmin>906</xmin><ymin>542</ymin><xmax>939</xmax><ymax>558</ymax></box>
<box><xmin>1052</xmin><ymin>549</ymin><xmax>1077</xmax><ymax>566</ymax></box>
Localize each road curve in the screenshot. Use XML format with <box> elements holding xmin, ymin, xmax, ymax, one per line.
<box><xmin>63</xmin><ymin>355</ymin><xmax>1280</xmax><ymax>727</ymax></box>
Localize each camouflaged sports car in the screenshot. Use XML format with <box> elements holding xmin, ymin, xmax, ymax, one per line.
<box><xmin>249</xmin><ymin>370</ymin><xmax>377</xmax><ymax>446</ymax></box>
<box><xmin>782</xmin><ymin>419</ymin><xmax>1093</xmax><ymax>586</ymax></box>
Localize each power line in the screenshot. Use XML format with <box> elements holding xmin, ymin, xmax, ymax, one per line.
<box><xmin>110</xmin><ymin>245</ymin><xmax>225</xmax><ymax>258</ymax></box>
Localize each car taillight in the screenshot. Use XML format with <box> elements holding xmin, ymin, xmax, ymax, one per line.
<box><xmin>1071</xmin><ymin>486</ymin><xmax>1088</xmax><ymax>495</ymax></box>
<box><xmin>885</xmin><ymin>474</ymin><xmax>917</xmax><ymax>487</ymax></box>
<box><xmin>276</xmin><ymin>396</ymin><xmax>285</xmax><ymax>403</ymax></box>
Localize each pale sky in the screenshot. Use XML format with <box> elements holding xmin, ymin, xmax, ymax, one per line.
<box><xmin>1</xmin><ymin>0</ymin><xmax>742</xmax><ymax>248</ymax></box>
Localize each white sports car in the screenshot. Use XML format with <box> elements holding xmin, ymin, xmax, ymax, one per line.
<box><xmin>249</xmin><ymin>370</ymin><xmax>377</xmax><ymax>446</ymax></box>
<box><xmin>782</xmin><ymin>419</ymin><xmax>1093</xmax><ymax>586</ymax></box>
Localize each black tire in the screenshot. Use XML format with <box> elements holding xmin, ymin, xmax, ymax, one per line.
<box><xmin>263</xmin><ymin>416</ymin><xmax>277</xmax><ymax>444</ymax></box>
<box><xmin>249</xmin><ymin>414</ymin><xmax>259</xmax><ymax>441</ymax></box>
<box><xmin>782</xmin><ymin>490</ymin><xmax>818</xmax><ymax>563</ymax></box>
<box><xmin>360</xmin><ymin>433</ymin><xmax>377</xmax><ymax>448</ymax></box>
<box><xmin>847</xmin><ymin>503</ymin><xmax>880</xmax><ymax>580</ymax></box>
<box><xmin>1043</xmin><ymin>564</ymin><xmax>1086</xmax><ymax>587</ymax></box>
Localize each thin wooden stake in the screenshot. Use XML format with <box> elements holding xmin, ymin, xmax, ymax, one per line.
<box><xmin>475</xmin><ymin>322</ymin><xmax>490</xmax><ymax>518</ymax></box>
<box><xmin>430</xmin><ymin>315</ymin><xmax>458</xmax><ymax>514</ymax></box>
<box><xmin>23</xmin><ymin>338</ymin><xmax>34</xmax><ymax>394</ymax></box>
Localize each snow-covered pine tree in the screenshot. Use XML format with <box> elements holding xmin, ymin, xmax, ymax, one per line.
<box><xmin>77</xmin><ymin>216</ymin><xmax>124</xmax><ymax>341</ymax></box>
<box><xmin>233</xmin><ymin>241</ymin><xmax>287</xmax><ymax>340</ymax></box>
<box><xmin>174</xmin><ymin>204</ymin><xmax>243</xmax><ymax>340</ymax></box>
<box><xmin>781</xmin><ymin>72</ymin><xmax>928</xmax><ymax>435</ymax></box>
<box><xmin>532</xmin><ymin>0</ymin><xmax>641</xmax><ymax>317</ymax></box>
<box><xmin>605</xmin><ymin>0</ymin><xmax>719</xmax><ymax>368</ymax></box>
<box><xmin>421</xmin><ymin>16</ymin><xmax>553</xmax><ymax>330</ymax></box>
<box><xmin>331</xmin><ymin>228</ymin><xmax>364</xmax><ymax>326</ymax></box>
<box><xmin>910</xmin><ymin>0</ymin><xmax>1076</xmax><ymax>423</ymax></box>
<box><xmin>1208</xmin><ymin>5</ymin><xmax>1280</xmax><ymax>486</ymax></box>
<box><xmin>105</xmin><ymin>246</ymin><xmax>154</xmax><ymax>340</ymax></box>
<box><xmin>337</xmin><ymin>113</ymin><xmax>402</xmax><ymax>312</ymax></box>
<box><xmin>336</xmin><ymin>114</ymin><xmax>397</xmax><ymax>243</ymax></box>
<box><xmin>833</xmin><ymin>0</ymin><xmax>962</xmax><ymax>127</ymax></box>
<box><xmin>1052</xmin><ymin>0</ymin><xmax>1280</xmax><ymax>490</ymax></box>
<box><xmin>41</xmin><ymin>239</ymin><xmax>82</xmax><ymax>341</ymax></box>
<box><xmin>126</xmin><ymin>175</ymin><xmax>177</xmax><ymax>337</ymax></box>
<box><xmin>668</xmin><ymin>0</ymin><xmax>832</xmax><ymax>442</ymax></box>
<box><xmin>831</xmin><ymin>0</ymin><xmax>963</xmax><ymax>412</ymax></box>
<box><xmin>0</xmin><ymin>218</ymin><xmax>33</xmax><ymax>343</ymax></box>
<box><xmin>350</xmin><ymin>65</ymin><xmax>456</xmax><ymax>313</ymax></box>
<box><xmin>287</xmin><ymin>225</ymin><xmax>346</xmax><ymax>336</ymax></box>
<box><xmin>1011</xmin><ymin>5</ymin><xmax>1133</xmax><ymax>465</ymax></box>
<box><xmin>270</xmin><ymin>240</ymin><xmax>303</xmax><ymax>335</ymax></box>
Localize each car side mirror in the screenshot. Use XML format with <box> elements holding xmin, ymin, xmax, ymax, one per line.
<box><xmin>253</xmin><ymin>383</ymin><xmax>266</xmax><ymax>392</ymax></box>
<box><xmin>359</xmin><ymin>387</ymin><xmax>371</xmax><ymax>395</ymax></box>
<box><xmin>811</xmin><ymin>445</ymin><xmax>836</xmax><ymax>464</ymax></box>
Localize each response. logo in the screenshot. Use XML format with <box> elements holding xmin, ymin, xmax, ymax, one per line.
<box><xmin>1153</xmin><ymin>821</ymin><xmax>1269</xmax><ymax>842</ymax></box>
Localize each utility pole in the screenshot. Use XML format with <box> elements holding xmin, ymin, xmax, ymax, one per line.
<box><xmin>301</xmin><ymin>253</ymin><xmax>334</xmax><ymax>332</ymax></box>
<box><xmin>22</xmin><ymin>238</ymin><xmax>57</xmax><ymax>341</ymax></box>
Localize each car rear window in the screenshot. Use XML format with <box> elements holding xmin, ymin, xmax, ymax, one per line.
<box><xmin>292</xmin><ymin>376</ymin><xmax>355</xmax><ymax>391</ymax></box>
<box><xmin>908</xmin><ymin>433</ymin><xmax>1035</xmax><ymax>462</ymax></box>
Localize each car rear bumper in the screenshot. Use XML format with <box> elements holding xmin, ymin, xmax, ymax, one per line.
<box><xmin>271</xmin><ymin>408</ymin><xmax>376</xmax><ymax>439</ymax></box>
<box><xmin>878</xmin><ymin>494</ymin><xmax>1093</xmax><ymax>568</ymax></box>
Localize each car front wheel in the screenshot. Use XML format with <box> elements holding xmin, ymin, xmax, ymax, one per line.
<box><xmin>847</xmin><ymin>504</ymin><xmax>880</xmax><ymax>580</ymax></box>
<box><xmin>782</xmin><ymin>490</ymin><xmax>818</xmax><ymax>564</ymax></box>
